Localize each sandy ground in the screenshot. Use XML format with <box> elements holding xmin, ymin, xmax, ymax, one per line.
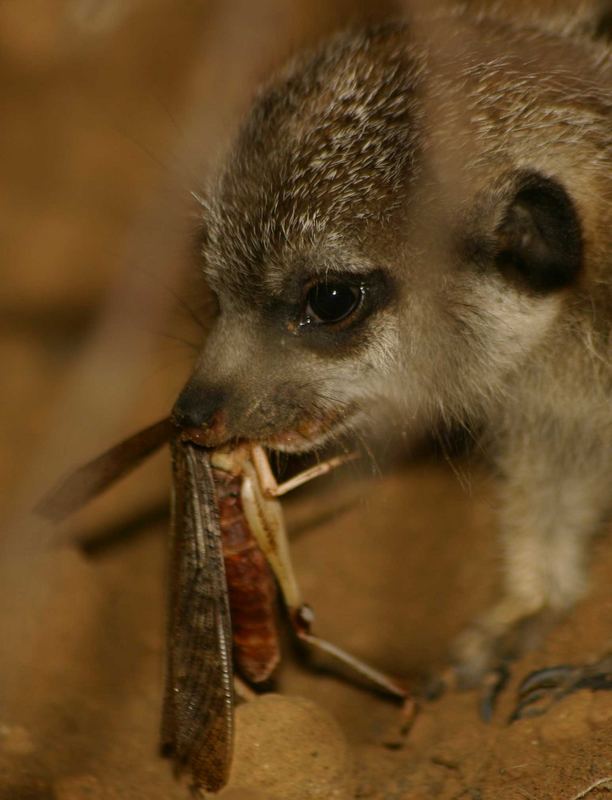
<box><xmin>1</xmin><ymin>2</ymin><xmax>611</xmax><ymax>799</ymax></box>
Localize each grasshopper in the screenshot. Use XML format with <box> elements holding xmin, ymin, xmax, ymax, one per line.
<box><xmin>39</xmin><ymin>420</ymin><xmax>407</xmax><ymax>793</ymax></box>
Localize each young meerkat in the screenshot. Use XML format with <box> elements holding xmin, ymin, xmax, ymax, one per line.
<box><xmin>173</xmin><ymin>8</ymin><xmax>612</xmax><ymax>689</ymax></box>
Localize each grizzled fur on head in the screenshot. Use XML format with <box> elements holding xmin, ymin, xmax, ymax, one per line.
<box><xmin>203</xmin><ymin>22</ymin><xmax>423</xmax><ymax>300</ymax></box>
<box><xmin>175</xmin><ymin>13</ymin><xmax>611</xmax><ymax>455</ymax></box>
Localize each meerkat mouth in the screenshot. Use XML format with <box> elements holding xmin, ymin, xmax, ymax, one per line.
<box><xmin>265</xmin><ymin>407</ymin><xmax>356</xmax><ymax>453</ymax></box>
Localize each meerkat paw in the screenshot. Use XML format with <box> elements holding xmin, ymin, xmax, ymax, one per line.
<box><xmin>511</xmin><ymin>654</ymin><xmax>612</xmax><ymax>721</ymax></box>
<box><xmin>451</xmin><ymin>623</ymin><xmax>505</xmax><ymax>688</ymax></box>
<box><xmin>449</xmin><ymin>623</ymin><xmax>515</xmax><ymax>721</ymax></box>
<box><xmin>448</xmin><ymin>598</ymin><xmax>560</xmax><ymax>718</ymax></box>
<box><xmin>451</xmin><ymin>607</ymin><xmax>552</xmax><ymax>685</ymax></box>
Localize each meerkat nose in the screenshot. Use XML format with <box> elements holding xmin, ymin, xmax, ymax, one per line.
<box><xmin>171</xmin><ymin>381</ymin><xmax>227</xmax><ymax>431</ymax></box>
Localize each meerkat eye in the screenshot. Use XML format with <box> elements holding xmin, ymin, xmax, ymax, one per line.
<box><xmin>303</xmin><ymin>281</ymin><xmax>364</xmax><ymax>325</ymax></box>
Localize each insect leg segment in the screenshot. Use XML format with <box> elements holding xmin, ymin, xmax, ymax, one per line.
<box><xmin>250</xmin><ymin>444</ymin><xmax>358</xmax><ymax>498</ymax></box>
<box><xmin>294</xmin><ymin>613</ymin><xmax>408</xmax><ymax>700</ymax></box>
<box><xmin>242</xmin><ymin>449</ymin><xmax>408</xmax><ymax>700</ymax></box>
<box><xmin>240</xmin><ymin>463</ymin><xmax>304</xmax><ymax>612</ymax></box>
<box><xmin>214</xmin><ymin>464</ymin><xmax>281</xmax><ymax>684</ymax></box>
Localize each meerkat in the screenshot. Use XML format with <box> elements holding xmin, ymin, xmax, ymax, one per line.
<box><xmin>172</xmin><ymin>7</ymin><xmax>612</xmax><ymax>690</ymax></box>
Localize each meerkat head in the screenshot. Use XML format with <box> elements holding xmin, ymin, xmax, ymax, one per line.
<box><xmin>173</xmin><ymin>20</ymin><xmax>592</xmax><ymax>451</ymax></box>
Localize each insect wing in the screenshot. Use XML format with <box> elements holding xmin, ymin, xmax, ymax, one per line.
<box><xmin>162</xmin><ymin>439</ymin><xmax>234</xmax><ymax>793</ymax></box>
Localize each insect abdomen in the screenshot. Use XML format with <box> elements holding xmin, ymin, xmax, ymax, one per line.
<box><xmin>214</xmin><ymin>468</ymin><xmax>281</xmax><ymax>683</ymax></box>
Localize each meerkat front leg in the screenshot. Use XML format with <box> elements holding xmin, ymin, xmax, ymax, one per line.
<box><xmin>452</xmin><ymin>425</ymin><xmax>611</xmax><ymax>689</ymax></box>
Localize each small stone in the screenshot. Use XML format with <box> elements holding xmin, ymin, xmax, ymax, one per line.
<box><xmin>224</xmin><ymin>694</ymin><xmax>354</xmax><ymax>800</ymax></box>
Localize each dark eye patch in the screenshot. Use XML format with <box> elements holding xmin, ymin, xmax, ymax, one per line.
<box><xmin>276</xmin><ymin>268</ymin><xmax>396</xmax><ymax>354</ymax></box>
<box><xmin>255</xmin><ymin>266</ymin><xmax>395</xmax><ymax>355</ymax></box>
<box><xmin>302</xmin><ymin>282</ymin><xmax>364</xmax><ymax>326</ymax></box>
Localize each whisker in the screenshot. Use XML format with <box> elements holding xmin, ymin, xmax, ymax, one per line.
<box><xmin>167</xmin><ymin>285</ymin><xmax>211</xmax><ymax>334</ymax></box>
<box><xmin>154</xmin><ymin>331</ymin><xmax>200</xmax><ymax>352</ymax></box>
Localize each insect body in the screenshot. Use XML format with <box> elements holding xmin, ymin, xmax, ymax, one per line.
<box><xmin>164</xmin><ymin>435</ymin><xmax>407</xmax><ymax>793</ymax></box>
<box><xmin>213</xmin><ymin>454</ymin><xmax>280</xmax><ymax>684</ymax></box>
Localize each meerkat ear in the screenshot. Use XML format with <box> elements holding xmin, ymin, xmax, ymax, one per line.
<box><xmin>494</xmin><ymin>172</ymin><xmax>583</xmax><ymax>293</ymax></box>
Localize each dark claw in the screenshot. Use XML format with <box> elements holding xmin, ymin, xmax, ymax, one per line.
<box><xmin>518</xmin><ymin>664</ymin><xmax>576</xmax><ymax>696</ymax></box>
<box><xmin>576</xmin><ymin>672</ymin><xmax>612</xmax><ymax>691</ymax></box>
<box><xmin>479</xmin><ymin>663</ymin><xmax>511</xmax><ymax>722</ymax></box>
<box><xmin>511</xmin><ymin>654</ymin><xmax>612</xmax><ymax>722</ymax></box>
<box><xmin>511</xmin><ymin>688</ymin><xmax>560</xmax><ymax>721</ymax></box>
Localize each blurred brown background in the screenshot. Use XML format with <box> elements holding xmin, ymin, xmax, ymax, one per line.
<box><xmin>1</xmin><ymin>2</ymin><xmax>611</xmax><ymax>799</ymax></box>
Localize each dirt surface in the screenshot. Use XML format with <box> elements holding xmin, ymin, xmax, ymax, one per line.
<box><xmin>1</xmin><ymin>3</ymin><xmax>611</xmax><ymax>800</ymax></box>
